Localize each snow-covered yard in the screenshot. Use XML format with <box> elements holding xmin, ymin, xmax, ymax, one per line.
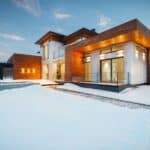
<box><xmin>58</xmin><ymin>83</ymin><xmax>150</xmax><ymax>105</ymax></box>
<box><xmin>0</xmin><ymin>85</ymin><xmax>150</xmax><ymax>150</ymax></box>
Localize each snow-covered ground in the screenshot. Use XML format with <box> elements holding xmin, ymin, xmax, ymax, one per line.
<box><xmin>0</xmin><ymin>85</ymin><xmax>150</xmax><ymax>150</ymax></box>
<box><xmin>0</xmin><ymin>79</ymin><xmax>56</xmax><ymax>86</ymax></box>
<box><xmin>57</xmin><ymin>83</ymin><xmax>150</xmax><ymax>105</ymax></box>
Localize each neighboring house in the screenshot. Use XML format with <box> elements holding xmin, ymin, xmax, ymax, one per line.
<box><xmin>36</xmin><ymin>18</ymin><xmax>150</xmax><ymax>86</ymax></box>
<box><xmin>0</xmin><ymin>63</ymin><xmax>13</xmax><ymax>80</ymax></box>
<box><xmin>8</xmin><ymin>53</ymin><xmax>41</xmax><ymax>80</ymax></box>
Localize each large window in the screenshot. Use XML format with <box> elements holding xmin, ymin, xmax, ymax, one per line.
<box><xmin>100</xmin><ymin>57</ymin><xmax>124</xmax><ymax>83</ymax></box>
<box><xmin>100</xmin><ymin>44</ymin><xmax>124</xmax><ymax>54</ymax></box>
<box><xmin>53</xmin><ymin>49</ymin><xmax>64</xmax><ymax>59</ymax></box>
<box><xmin>43</xmin><ymin>45</ymin><xmax>49</xmax><ymax>60</ymax></box>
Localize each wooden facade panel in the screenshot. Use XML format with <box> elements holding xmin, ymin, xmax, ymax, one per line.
<box><xmin>65</xmin><ymin>49</ymin><xmax>84</xmax><ymax>81</ymax></box>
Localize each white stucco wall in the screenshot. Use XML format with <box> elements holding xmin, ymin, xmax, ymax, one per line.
<box><xmin>124</xmin><ymin>42</ymin><xmax>147</xmax><ymax>84</ymax></box>
<box><xmin>49</xmin><ymin>41</ymin><xmax>65</xmax><ymax>80</ymax></box>
<box><xmin>90</xmin><ymin>50</ymin><xmax>100</xmax><ymax>82</ymax></box>
<box><xmin>48</xmin><ymin>41</ymin><xmax>65</xmax><ymax>61</ymax></box>
<box><xmin>41</xmin><ymin>41</ymin><xmax>65</xmax><ymax>80</ymax></box>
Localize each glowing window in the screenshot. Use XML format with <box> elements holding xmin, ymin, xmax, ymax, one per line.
<box><xmin>112</xmin><ymin>44</ymin><xmax>124</xmax><ymax>52</ymax></box>
<box><xmin>21</xmin><ymin>68</ymin><xmax>25</xmax><ymax>74</ymax></box>
<box><xmin>100</xmin><ymin>47</ymin><xmax>111</xmax><ymax>54</ymax></box>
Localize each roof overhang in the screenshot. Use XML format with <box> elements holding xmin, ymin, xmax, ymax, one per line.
<box><xmin>35</xmin><ymin>31</ymin><xmax>66</xmax><ymax>45</ymax></box>
<box><xmin>66</xmin><ymin>19</ymin><xmax>150</xmax><ymax>52</ymax></box>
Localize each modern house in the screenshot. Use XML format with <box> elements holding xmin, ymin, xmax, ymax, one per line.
<box><xmin>36</xmin><ymin>19</ymin><xmax>150</xmax><ymax>88</ymax></box>
<box><xmin>8</xmin><ymin>53</ymin><xmax>41</xmax><ymax>80</ymax></box>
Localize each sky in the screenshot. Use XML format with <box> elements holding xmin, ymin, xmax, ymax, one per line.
<box><xmin>0</xmin><ymin>0</ymin><xmax>150</xmax><ymax>62</ymax></box>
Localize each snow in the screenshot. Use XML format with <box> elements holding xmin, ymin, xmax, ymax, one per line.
<box><xmin>0</xmin><ymin>79</ymin><xmax>56</xmax><ymax>86</ymax></box>
<box><xmin>57</xmin><ymin>83</ymin><xmax>150</xmax><ymax>105</ymax></box>
<box><xmin>0</xmin><ymin>85</ymin><xmax>150</xmax><ymax>150</ymax></box>
<box><xmin>29</xmin><ymin>79</ymin><xmax>57</xmax><ymax>85</ymax></box>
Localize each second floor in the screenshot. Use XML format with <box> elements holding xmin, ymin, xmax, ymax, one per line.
<box><xmin>36</xmin><ymin>28</ymin><xmax>98</xmax><ymax>61</ymax></box>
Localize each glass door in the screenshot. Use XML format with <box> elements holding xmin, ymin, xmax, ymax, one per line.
<box><xmin>112</xmin><ymin>58</ymin><xmax>124</xmax><ymax>83</ymax></box>
<box><xmin>101</xmin><ymin>59</ymin><xmax>111</xmax><ymax>82</ymax></box>
<box><xmin>100</xmin><ymin>57</ymin><xmax>124</xmax><ymax>83</ymax></box>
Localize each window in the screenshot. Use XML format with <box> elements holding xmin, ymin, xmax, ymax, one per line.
<box><xmin>100</xmin><ymin>47</ymin><xmax>111</xmax><ymax>54</ymax></box>
<box><xmin>100</xmin><ymin>57</ymin><xmax>124</xmax><ymax>83</ymax></box>
<box><xmin>100</xmin><ymin>44</ymin><xmax>124</xmax><ymax>54</ymax></box>
<box><xmin>112</xmin><ymin>44</ymin><xmax>124</xmax><ymax>52</ymax></box>
<box><xmin>53</xmin><ymin>49</ymin><xmax>64</xmax><ymax>59</ymax></box>
<box><xmin>43</xmin><ymin>44</ymin><xmax>49</xmax><ymax>60</ymax></box>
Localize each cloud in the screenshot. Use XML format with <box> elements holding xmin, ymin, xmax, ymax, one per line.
<box><xmin>0</xmin><ymin>32</ymin><xmax>25</xmax><ymax>41</ymax></box>
<box><xmin>54</xmin><ymin>27</ymin><xmax>64</xmax><ymax>33</ymax></box>
<box><xmin>54</xmin><ymin>10</ymin><xmax>71</xmax><ymax>20</ymax></box>
<box><xmin>12</xmin><ymin>0</ymin><xmax>41</xmax><ymax>16</ymax></box>
<box><xmin>0</xmin><ymin>51</ymin><xmax>12</xmax><ymax>62</ymax></box>
<box><xmin>98</xmin><ymin>15</ymin><xmax>111</xmax><ymax>28</ymax></box>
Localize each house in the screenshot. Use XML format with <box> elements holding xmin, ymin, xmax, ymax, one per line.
<box><xmin>36</xmin><ymin>28</ymin><xmax>97</xmax><ymax>81</ymax></box>
<box><xmin>0</xmin><ymin>63</ymin><xmax>13</xmax><ymax>80</ymax></box>
<box><xmin>36</xmin><ymin>19</ymin><xmax>150</xmax><ymax>89</ymax></box>
<box><xmin>7</xmin><ymin>53</ymin><xmax>41</xmax><ymax>80</ymax></box>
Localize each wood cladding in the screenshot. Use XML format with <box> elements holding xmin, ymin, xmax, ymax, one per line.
<box><xmin>66</xmin><ymin>19</ymin><xmax>150</xmax><ymax>52</ymax></box>
<box><xmin>65</xmin><ymin>49</ymin><xmax>84</xmax><ymax>81</ymax></box>
<box><xmin>8</xmin><ymin>54</ymin><xmax>41</xmax><ymax>79</ymax></box>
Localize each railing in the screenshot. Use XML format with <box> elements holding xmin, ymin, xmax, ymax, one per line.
<box><xmin>71</xmin><ymin>72</ymin><xmax>130</xmax><ymax>86</ymax></box>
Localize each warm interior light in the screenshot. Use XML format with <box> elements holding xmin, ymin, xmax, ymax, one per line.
<box><xmin>21</xmin><ymin>68</ymin><xmax>25</xmax><ymax>74</ymax></box>
<box><xmin>86</xmin><ymin>56</ymin><xmax>91</xmax><ymax>62</ymax></box>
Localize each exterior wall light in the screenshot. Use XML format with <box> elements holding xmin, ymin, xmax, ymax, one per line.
<box><xmin>135</xmin><ymin>50</ymin><xmax>139</xmax><ymax>58</ymax></box>
<box><xmin>86</xmin><ymin>57</ymin><xmax>91</xmax><ymax>62</ymax></box>
<box><xmin>142</xmin><ymin>52</ymin><xmax>146</xmax><ymax>61</ymax></box>
<box><xmin>32</xmin><ymin>68</ymin><xmax>36</xmax><ymax>73</ymax></box>
<box><xmin>27</xmin><ymin>68</ymin><xmax>31</xmax><ymax>74</ymax></box>
<box><xmin>21</xmin><ymin>68</ymin><xmax>25</xmax><ymax>74</ymax></box>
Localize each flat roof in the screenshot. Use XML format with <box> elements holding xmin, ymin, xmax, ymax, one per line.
<box><xmin>35</xmin><ymin>31</ymin><xmax>66</xmax><ymax>45</ymax></box>
<box><xmin>66</xmin><ymin>19</ymin><xmax>150</xmax><ymax>52</ymax></box>
<box><xmin>35</xmin><ymin>28</ymin><xmax>97</xmax><ymax>45</ymax></box>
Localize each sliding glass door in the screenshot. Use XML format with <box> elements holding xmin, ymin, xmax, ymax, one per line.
<box><xmin>112</xmin><ymin>58</ymin><xmax>124</xmax><ymax>82</ymax></box>
<box><xmin>101</xmin><ymin>60</ymin><xmax>111</xmax><ymax>82</ymax></box>
<box><xmin>100</xmin><ymin>57</ymin><xmax>124</xmax><ymax>83</ymax></box>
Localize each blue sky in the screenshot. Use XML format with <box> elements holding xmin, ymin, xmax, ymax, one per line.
<box><xmin>0</xmin><ymin>0</ymin><xmax>150</xmax><ymax>62</ymax></box>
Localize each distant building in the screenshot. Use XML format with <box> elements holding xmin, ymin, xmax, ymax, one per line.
<box><xmin>8</xmin><ymin>53</ymin><xmax>41</xmax><ymax>80</ymax></box>
<box><xmin>0</xmin><ymin>63</ymin><xmax>13</xmax><ymax>80</ymax></box>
